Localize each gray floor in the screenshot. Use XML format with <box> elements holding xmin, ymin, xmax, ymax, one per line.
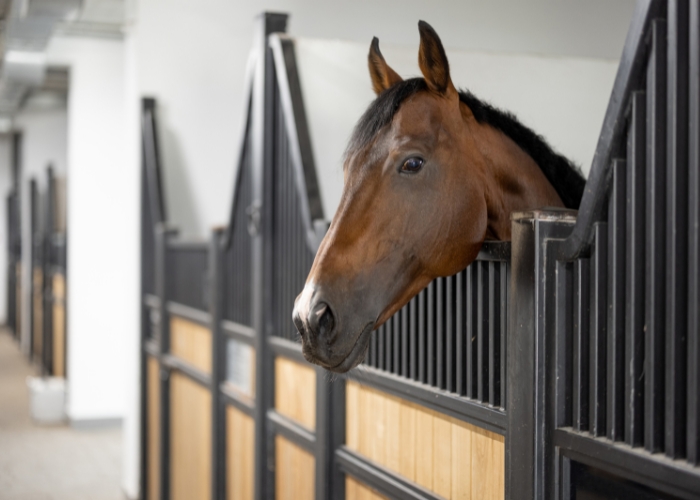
<box><xmin>0</xmin><ymin>328</ymin><xmax>126</xmax><ymax>500</ymax></box>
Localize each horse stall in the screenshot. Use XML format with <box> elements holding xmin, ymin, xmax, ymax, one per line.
<box><xmin>140</xmin><ymin>2</ymin><xmax>700</xmax><ymax>499</ymax></box>
<box><xmin>27</xmin><ymin>167</ymin><xmax>68</xmax><ymax>376</ymax></box>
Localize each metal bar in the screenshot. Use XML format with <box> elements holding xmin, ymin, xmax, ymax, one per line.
<box><xmin>161</xmin><ymin>354</ymin><xmax>212</xmax><ymax>388</ymax></box>
<box><xmin>436</xmin><ymin>277</ymin><xmax>445</xmax><ymax>389</ymax></box>
<box><xmin>625</xmin><ymin>90</ymin><xmax>646</xmax><ymax>448</ymax></box>
<box><xmin>665</xmin><ymin>0</ymin><xmax>690</xmax><ymax>460</ymax></box>
<box><xmin>401</xmin><ymin>304</ymin><xmax>409</xmax><ymax>378</ymax></box>
<box><xmin>456</xmin><ymin>270</ymin><xmax>465</xmax><ymax>396</ymax></box>
<box><xmin>393</xmin><ymin>309</ymin><xmax>401</xmax><ymax>376</ymax></box>
<box><xmin>607</xmin><ymin>159</ymin><xmax>627</xmax><ymax>442</ymax></box>
<box><xmin>268</xmin><ymin>335</ymin><xmax>306</xmax><ymax>364</ymax></box>
<box><xmin>220</xmin><ymin>383</ymin><xmax>255</xmax><ymax>417</ymax></box>
<box><xmin>645</xmin><ymin>18</ymin><xmax>667</xmax><ymax>454</ymax></box>
<box><xmin>572</xmin><ymin>258</ymin><xmax>590</xmax><ymax>432</ymax></box>
<box><xmin>209</xmin><ymin>229</ymin><xmax>225</xmax><ymax>500</ymax></box>
<box><xmin>221</xmin><ymin>319</ymin><xmax>256</xmax><ymax>344</ymax></box>
<box><xmin>336</xmin><ymin>447</ymin><xmax>442</xmax><ymax>500</ymax></box>
<box><xmin>554</xmin><ymin>428</ymin><xmax>700</xmax><ymax>500</ymax></box>
<box><xmin>477</xmin><ymin>262</ymin><xmax>488</xmax><ymax>402</ymax></box>
<box><xmin>166</xmin><ymin>301</ymin><xmax>211</xmax><ymax>326</ymax></box>
<box><xmin>267</xmin><ymin>409</ymin><xmax>316</xmax><ymax>451</ymax></box>
<box><xmin>409</xmin><ymin>296</ymin><xmax>417</xmax><ymax>381</ymax></box>
<box><xmin>385</xmin><ymin>311</ymin><xmax>393</xmax><ymax>372</ymax></box>
<box><xmin>427</xmin><ymin>280</ymin><xmax>435</xmax><ymax>386</ymax></box>
<box><xmin>589</xmin><ymin>222</ymin><xmax>608</xmax><ymax>437</ymax></box>
<box><xmin>489</xmin><ymin>262</ymin><xmax>500</xmax><ymax>407</ymax></box>
<box><xmin>500</xmin><ymin>262</ymin><xmax>509</xmax><ymax>410</ymax></box>
<box><xmin>555</xmin><ymin>261</ymin><xmax>573</xmax><ymax>429</ymax></box>
<box><xmin>418</xmin><ymin>288</ymin><xmax>426</xmax><ymax>384</ymax></box>
<box><xmin>466</xmin><ymin>265</ymin><xmax>476</xmax><ymax>399</ymax></box>
<box><xmin>446</xmin><ymin>275</ymin><xmax>454</xmax><ymax>392</ymax></box>
<box><xmin>688</xmin><ymin>0</ymin><xmax>700</xmax><ymax>466</ymax></box>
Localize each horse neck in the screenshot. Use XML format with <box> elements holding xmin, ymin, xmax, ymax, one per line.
<box><xmin>470</xmin><ymin>122</ymin><xmax>564</xmax><ymax>241</ymax></box>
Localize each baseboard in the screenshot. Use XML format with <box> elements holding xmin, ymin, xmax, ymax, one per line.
<box><xmin>70</xmin><ymin>416</ymin><xmax>123</xmax><ymax>430</ymax></box>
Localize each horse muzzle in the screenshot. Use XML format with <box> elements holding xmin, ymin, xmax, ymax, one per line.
<box><xmin>292</xmin><ymin>285</ymin><xmax>373</xmax><ymax>373</ymax></box>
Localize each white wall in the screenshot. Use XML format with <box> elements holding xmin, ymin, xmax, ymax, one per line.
<box><xmin>130</xmin><ymin>0</ymin><xmax>636</xmax><ymax>239</ymax></box>
<box><xmin>45</xmin><ymin>37</ymin><xmax>137</xmax><ymax>428</ymax></box>
<box><xmin>14</xmin><ymin>107</ymin><xmax>68</xmax><ymax>353</ymax></box>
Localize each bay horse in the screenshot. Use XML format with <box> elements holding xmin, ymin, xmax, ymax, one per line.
<box><xmin>293</xmin><ymin>21</ymin><xmax>585</xmax><ymax>373</ymax></box>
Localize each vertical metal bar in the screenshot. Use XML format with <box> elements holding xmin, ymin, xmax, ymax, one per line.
<box><xmin>446</xmin><ymin>274</ymin><xmax>454</xmax><ymax>393</ymax></box>
<box><xmin>369</xmin><ymin>321</ymin><xmax>377</xmax><ymax>367</ymax></box>
<box><xmin>427</xmin><ymin>280</ymin><xmax>435</xmax><ymax>386</ymax></box>
<box><xmin>210</xmin><ymin>230</ymin><xmax>226</xmax><ymax>500</ymax></box>
<box><xmin>378</xmin><ymin>323</ymin><xmax>385</xmax><ymax>371</ymax></box>
<box><xmin>489</xmin><ymin>262</ymin><xmax>500</xmax><ymax>407</ymax></box>
<box><xmin>666</xmin><ymin>0</ymin><xmax>690</xmax><ymax>460</ymax></box>
<box><xmin>466</xmin><ymin>265</ymin><xmax>477</xmax><ymax>399</ymax></box>
<box><xmin>608</xmin><ymin>159</ymin><xmax>627</xmax><ymax>442</ymax></box>
<box><xmin>437</xmin><ymin>277</ymin><xmax>445</xmax><ymax>389</ymax></box>
<box><xmin>418</xmin><ymin>288</ymin><xmax>426</xmax><ymax>384</ymax></box>
<box><xmin>625</xmin><ymin>90</ymin><xmax>646</xmax><ymax>448</ymax></box>
<box><xmin>401</xmin><ymin>303</ymin><xmax>409</xmax><ymax>378</ymax></box>
<box><xmin>688</xmin><ymin>0</ymin><xmax>700</xmax><ymax>466</ymax></box>
<box><xmin>572</xmin><ymin>258</ymin><xmax>590</xmax><ymax>432</ymax></box>
<box><xmin>456</xmin><ymin>270</ymin><xmax>465</xmax><ymax>395</ymax></box>
<box><xmin>251</xmin><ymin>13</ymin><xmax>288</xmax><ymax>500</ymax></box>
<box><xmin>385</xmin><ymin>311</ymin><xmax>393</xmax><ymax>372</ymax></box>
<box><xmin>645</xmin><ymin>18</ymin><xmax>668</xmax><ymax>453</ymax></box>
<box><xmin>409</xmin><ymin>296</ymin><xmax>417</xmax><ymax>381</ymax></box>
<box><xmin>392</xmin><ymin>311</ymin><xmax>401</xmax><ymax>375</ymax></box>
<box><xmin>500</xmin><ymin>262</ymin><xmax>509</xmax><ymax>410</ymax></box>
<box><xmin>555</xmin><ymin>260</ymin><xmax>573</xmax><ymax>429</ymax></box>
<box><xmin>477</xmin><ymin>262</ymin><xmax>488</xmax><ymax>402</ymax></box>
<box><xmin>589</xmin><ymin>223</ymin><xmax>608</xmax><ymax>437</ymax></box>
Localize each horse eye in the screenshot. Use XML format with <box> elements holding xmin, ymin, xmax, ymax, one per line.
<box><xmin>401</xmin><ymin>157</ymin><xmax>424</xmax><ymax>173</ymax></box>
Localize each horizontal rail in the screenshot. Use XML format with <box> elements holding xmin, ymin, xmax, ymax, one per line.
<box><xmin>166</xmin><ymin>302</ymin><xmax>211</xmax><ymax>326</ymax></box>
<box><xmin>161</xmin><ymin>353</ymin><xmax>212</xmax><ymax>388</ymax></box>
<box><xmin>268</xmin><ymin>335</ymin><xmax>306</xmax><ymax>364</ymax></box>
<box><xmin>267</xmin><ymin>409</ymin><xmax>316</xmax><ymax>452</ymax></box>
<box><xmin>220</xmin><ymin>382</ymin><xmax>255</xmax><ymax>417</ymax></box>
<box><xmin>221</xmin><ymin>319</ymin><xmax>255</xmax><ymax>344</ymax></box>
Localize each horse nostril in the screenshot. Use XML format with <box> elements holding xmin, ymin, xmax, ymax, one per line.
<box><xmin>309</xmin><ymin>301</ymin><xmax>335</xmax><ymax>340</ymax></box>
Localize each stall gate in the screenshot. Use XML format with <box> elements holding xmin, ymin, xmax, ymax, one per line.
<box><xmin>7</xmin><ymin>132</ymin><xmax>21</xmax><ymax>340</ymax></box>
<box><xmin>28</xmin><ymin>167</ymin><xmax>67</xmax><ymax>376</ymax></box>
<box><xmin>140</xmin><ymin>2</ymin><xmax>700</xmax><ymax>499</ymax></box>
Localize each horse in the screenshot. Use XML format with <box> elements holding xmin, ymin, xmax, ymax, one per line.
<box><xmin>293</xmin><ymin>21</ymin><xmax>585</xmax><ymax>373</ymax></box>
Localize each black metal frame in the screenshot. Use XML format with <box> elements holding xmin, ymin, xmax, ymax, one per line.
<box><xmin>139</xmin><ymin>3</ymin><xmax>700</xmax><ymax>499</ymax></box>
<box><xmin>7</xmin><ymin>132</ymin><xmax>21</xmax><ymax>338</ymax></box>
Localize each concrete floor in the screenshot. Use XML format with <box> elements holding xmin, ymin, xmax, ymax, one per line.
<box><xmin>0</xmin><ymin>329</ymin><xmax>126</xmax><ymax>500</ymax></box>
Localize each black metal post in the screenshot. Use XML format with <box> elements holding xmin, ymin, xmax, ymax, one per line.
<box><xmin>506</xmin><ymin>209</ymin><xmax>576</xmax><ymax>500</ymax></box>
<box><xmin>210</xmin><ymin>228</ymin><xmax>226</xmax><ymax>500</ymax></box>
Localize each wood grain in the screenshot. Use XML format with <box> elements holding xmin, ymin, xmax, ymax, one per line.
<box><xmin>147</xmin><ymin>356</ymin><xmax>160</xmax><ymax>500</ymax></box>
<box><xmin>274</xmin><ymin>356</ymin><xmax>316</xmax><ymax>430</ymax></box>
<box><xmin>226</xmin><ymin>405</ymin><xmax>254</xmax><ymax>500</ymax></box>
<box><xmin>170</xmin><ymin>372</ymin><xmax>212</xmax><ymax>500</ymax></box>
<box><xmin>275</xmin><ymin>436</ymin><xmax>314</xmax><ymax>500</ymax></box>
<box><xmin>52</xmin><ymin>274</ymin><xmax>65</xmax><ymax>377</ymax></box>
<box><xmin>345</xmin><ymin>476</ymin><xmax>388</xmax><ymax>500</ymax></box>
<box><xmin>345</xmin><ymin>381</ymin><xmax>504</xmax><ymax>499</ymax></box>
<box><xmin>170</xmin><ymin>316</ymin><xmax>212</xmax><ymax>374</ymax></box>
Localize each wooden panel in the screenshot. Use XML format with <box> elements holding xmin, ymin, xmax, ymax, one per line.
<box><xmin>32</xmin><ymin>268</ymin><xmax>43</xmax><ymax>361</ymax></box>
<box><xmin>226</xmin><ymin>405</ymin><xmax>254</xmax><ymax>500</ymax></box>
<box><xmin>345</xmin><ymin>476</ymin><xmax>388</xmax><ymax>500</ymax></box>
<box><xmin>345</xmin><ymin>381</ymin><xmax>504</xmax><ymax>500</ymax></box>
<box><xmin>170</xmin><ymin>372</ymin><xmax>212</xmax><ymax>500</ymax></box>
<box><xmin>170</xmin><ymin>316</ymin><xmax>212</xmax><ymax>374</ymax></box>
<box><xmin>275</xmin><ymin>435</ymin><xmax>314</xmax><ymax>500</ymax></box>
<box><xmin>147</xmin><ymin>356</ymin><xmax>160</xmax><ymax>500</ymax></box>
<box><xmin>274</xmin><ymin>356</ymin><xmax>316</xmax><ymax>430</ymax></box>
<box><xmin>52</xmin><ymin>274</ymin><xmax>65</xmax><ymax>377</ymax></box>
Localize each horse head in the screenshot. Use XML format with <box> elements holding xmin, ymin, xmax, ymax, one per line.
<box><xmin>293</xmin><ymin>21</ymin><xmax>574</xmax><ymax>372</ymax></box>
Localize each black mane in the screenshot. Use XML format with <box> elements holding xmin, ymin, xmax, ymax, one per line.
<box><xmin>347</xmin><ymin>78</ymin><xmax>586</xmax><ymax>209</ymax></box>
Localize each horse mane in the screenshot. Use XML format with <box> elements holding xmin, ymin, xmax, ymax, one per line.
<box><xmin>347</xmin><ymin>78</ymin><xmax>586</xmax><ymax>209</ymax></box>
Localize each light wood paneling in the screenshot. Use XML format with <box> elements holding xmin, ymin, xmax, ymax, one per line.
<box><xmin>274</xmin><ymin>356</ymin><xmax>316</xmax><ymax>430</ymax></box>
<box><xmin>345</xmin><ymin>382</ymin><xmax>505</xmax><ymax>500</ymax></box>
<box><xmin>170</xmin><ymin>316</ymin><xmax>212</xmax><ymax>374</ymax></box>
<box><xmin>275</xmin><ymin>436</ymin><xmax>314</xmax><ymax>500</ymax></box>
<box><xmin>52</xmin><ymin>274</ymin><xmax>65</xmax><ymax>377</ymax></box>
<box><xmin>32</xmin><ymin>268</ymin><xmax>43</xmax><ymax>361</ymax></box>
<box><xmin>226</xmin><ymin>406</ymin><xmax>254</xmax><ymax>500</ymax></box>
<box><xmin>170</xmin><ymin>372</ymin><xmax>212</xmax><ymax>500</ymax></box>
<box><xmin>147</xmin><ymin>356</ymin><xmax>160</xmax><ymax>500</ymax></box>
<box><xmin>345</xmin><ymin>476</ymin><xmax>388</xmax><ymax>500</ymax></box>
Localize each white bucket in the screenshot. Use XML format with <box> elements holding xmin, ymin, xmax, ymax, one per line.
<box><xmin>26</xmin><ymin>376</ymin><xmax>66</xmax><ymax>424</ymax></box>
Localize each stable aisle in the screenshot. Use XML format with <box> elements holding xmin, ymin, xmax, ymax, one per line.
<box><xmin>0</xmin><ymin>328</ymin><xmax>125</xmax><ymax>500</ymax></box>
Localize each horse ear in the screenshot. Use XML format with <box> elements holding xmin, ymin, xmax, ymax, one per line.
<box><xmin>417</xmin><ymin>21</ymin><xmax>453</xmax><ymax>94</ymax></box>
<box><xmin>368</xmin><ymin>37</ymin><xmax>403</xmax><ymax>95</ymax></box>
